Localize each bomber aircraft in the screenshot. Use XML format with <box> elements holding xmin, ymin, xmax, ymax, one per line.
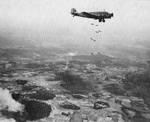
<box><xmin>71</xmin><ymin>8</ymin><xmax>114</xmax><ymax>22</ymax></box>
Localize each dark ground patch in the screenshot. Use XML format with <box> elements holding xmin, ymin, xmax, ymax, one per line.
<box><xmin>131</xmin><ymin>113</ymin><xmax>150</xmax><ymax>122</ymax></box>
<box><xmin>22</xmin><ymin>85</ymin><xmax>38</xmax><ymax>92</ymax></box>
<box><xmin>0</xmin><ymin>80</ymin><xmax>9</xmax><ymax>84</ymax></box>
<box><xmin>60</xmin><ymin>102</ymin><xmax>80</xmax><ymax>110</ymax></box>
<box><xmin>123</xmin><ymin>70</ymin><xmax>150</xmax><ymax>108</ymax></box>
<box><xmin>15</xmin><ymin>79</ymin><xmax>28</xmax><ymax>85</ymax></box>
<box><xmin>55</xmin><ymin>71</ymin><xmax>94</xmax><ymax>94</ymax></box>
<box><xmin>93</xmin><ymin>101</ymin><xmax>110</xmax><ymax>109</ymax></box>
<box><xmin>25</xmin><ymin>88</ymin><xmax>56</xmax><ymax>100</ymax></box>
<box><xmin>1</xmin><ymin>99</ymin><xmax>51</xmax><ymax>122</ymax></box>
<box><xmin>1</xmin><ymin>110</ymin><xmax>27</xmax><ymax>122</ymax></box>
<box><xmin>72</xmin><ymin>94</ymin><xmax>87</xmax><ymax>99</ymax></box>
<box><xmin>22</xmin><ymin>99</ymin><xmax>51</xmax><ymax>120</ymax></box>
<box><xmin>103</xmin><ymin>83</ymin><xmax>125</xmax><ymax>96</ymax></box>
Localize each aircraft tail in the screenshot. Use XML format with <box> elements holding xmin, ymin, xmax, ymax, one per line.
<box><xmin>71</xmin><ymin>8</ymin><xmax>77</xmax><ymax>15</ymax></box>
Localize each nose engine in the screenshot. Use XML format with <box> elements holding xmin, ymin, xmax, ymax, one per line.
<box><xmin>71</xmin><ymin>8</ymin><xmax>77</xmax><ymax>14</ymax></box>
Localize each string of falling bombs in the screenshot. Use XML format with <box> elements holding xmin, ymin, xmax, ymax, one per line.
<box><xmin>90</xmin><ymin>23</ymin><xmax>102</xmax><ymax>54</ymax></box>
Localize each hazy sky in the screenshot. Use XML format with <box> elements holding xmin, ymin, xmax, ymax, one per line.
<box><xmin>0</xmin><ymin>0</ymin><xmax>150</xmax><ymax>48</ymax></box>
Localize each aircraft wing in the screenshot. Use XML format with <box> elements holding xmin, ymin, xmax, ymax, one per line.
<box><xmin>82</xmin><ymin>12</ymin><xmax>98</xmax><ymax>18</ymax></box>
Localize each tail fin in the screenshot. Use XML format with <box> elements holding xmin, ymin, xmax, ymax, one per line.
<box><xmin>71</xmin><ymin>8</ymin><xmax>77</xmax><ymax>15</ymax></box>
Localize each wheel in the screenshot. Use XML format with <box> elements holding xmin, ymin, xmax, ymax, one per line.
<box><xmin>99</xmin><ymin>19</ymin><xmax>102</xmax><ymax>22</ymax></box>
<box><xmin>102</xmin><ymin>19</ymin><xmax>105</xmax><ymax>22</ymax></box>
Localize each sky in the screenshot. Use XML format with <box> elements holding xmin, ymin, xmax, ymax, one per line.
<box><xmin>0</xmin><ymin>0</ymin><xmax>150</xmax><ymax>50</ymax></box>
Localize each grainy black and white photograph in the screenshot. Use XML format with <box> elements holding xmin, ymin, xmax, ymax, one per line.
<box><xmin>0</xmin><ymin>0</ymin><xmax>150</xmax><ymax>122</ymax></box>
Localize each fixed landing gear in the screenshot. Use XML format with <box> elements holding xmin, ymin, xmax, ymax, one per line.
<box><xmin>102</xmin><ymin>19</ymin><xmax>105</xmax><ymax>22</ymax></box>
<box><xmin>99</xmin><ymin>19</ymin><xmax>105</xmax><ymax>23</ymax></box>
<box><xmin>99</xmin><ymin>19</ymin><xmax>102</xmax><ymax>22</ymax></box>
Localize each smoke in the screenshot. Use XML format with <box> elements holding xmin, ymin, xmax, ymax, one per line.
<box><xmin>0</xmin><ymin>118</ymin><xmax>16</xmax><ymax>122</ymax></box>
<box><xmin>64</xmin><ymin>52</ymin><xmax>77</xmax><ymax>70</ymax></box>
<box><xmin>0</xmin><ymin>88</ymin><xmax>24</xmax><ymax>112</ymax></box>
<box><xmin>135</xmin><ymin>40</ymin><xmax>150</xmax><ymax>59</ymax></box>
<box><xmin>68</xmin><ymin>52</ymin><xmax>77</xmax><ymax>57</ymax></box>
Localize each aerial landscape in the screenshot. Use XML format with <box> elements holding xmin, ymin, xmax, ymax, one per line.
<box><xmin>0</xmin><ymin>0</ymin><xmax>150</xmax><ymax>122</ymax></box>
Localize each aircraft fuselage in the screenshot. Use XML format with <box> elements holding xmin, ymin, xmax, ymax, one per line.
<box><xmin>71</xmin><ymin>8</ymin><xmax>113</xmax><ymax>22</ymax></box>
